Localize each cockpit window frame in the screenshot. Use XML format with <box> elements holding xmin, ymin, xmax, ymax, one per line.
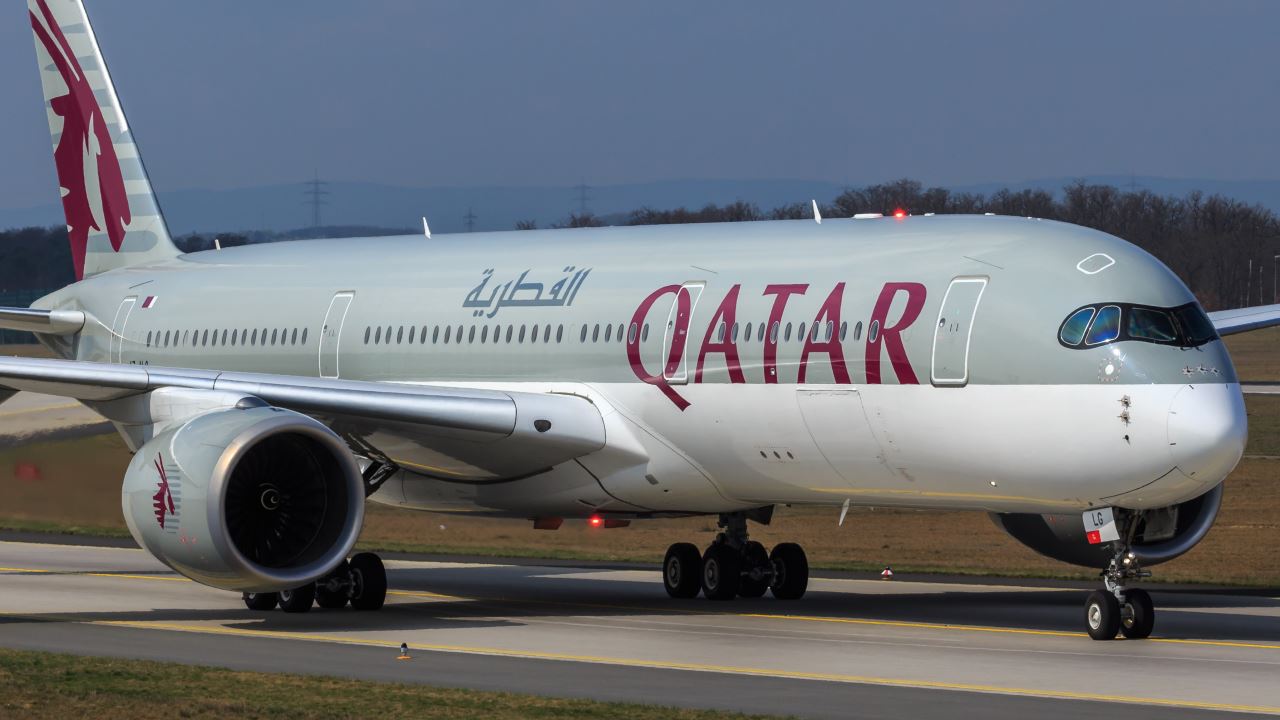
<box><xmin>1057</xmin><ymin>301</ymin><xmax>1218</xmax><ymax>350</ymax></box>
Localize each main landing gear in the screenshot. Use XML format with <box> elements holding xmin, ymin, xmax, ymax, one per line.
<box><xmin>242</xmin><ymin>552</ymin><xmax>388</xmax><ymax>613</ymax></box>
<box><xmin>663</xmin><ymin>512</ymin><xmax>808</xmax><ymax>601</ymax></box>
<box><xmin>1085</xmin><ymin>514</ymin><xmax>1156</xmax><ymax>641</ymax></box>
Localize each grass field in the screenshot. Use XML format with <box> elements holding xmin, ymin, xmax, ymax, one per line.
<box><xmin>0</xmin><ymin>332</ymin><xmax>1278</xmax><ymax>586</ymax></box>
<box><xmin>0</xmin><ymin>648</ymin><xmax>773</xmax><ymax>720</ymax></box>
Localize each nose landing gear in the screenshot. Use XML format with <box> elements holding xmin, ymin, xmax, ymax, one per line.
<box><xmin>1086</xmin><ymin>514</ymin><xmax>1156</xmax><ymax>640</ymax></box>
<box><xmin>661</xmin><ymin>511</ymin><xmax>809</xmax><ymax>601</ymax></box>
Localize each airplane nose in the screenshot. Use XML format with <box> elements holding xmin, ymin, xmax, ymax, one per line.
<box><xmin>1167</xmin><ymin>383</ymin><xmax>1246</xmax><ymax>484</ymax></box>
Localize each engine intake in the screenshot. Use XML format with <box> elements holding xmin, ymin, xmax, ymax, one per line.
<box><xmin>989</xmin><ymin>484</ymin><xmax>1222</xmax><ymax>568</ymax></box>
<box><xmin>122</xmin><ymin>404</ymin><xmax>364</xmax><ymax>592</ymax></box>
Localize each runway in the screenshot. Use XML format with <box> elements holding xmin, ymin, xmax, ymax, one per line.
<box><xmin>1</xmin><ymin>540</ymin><xmax>1278</xmax><ymax>718</ymax></box>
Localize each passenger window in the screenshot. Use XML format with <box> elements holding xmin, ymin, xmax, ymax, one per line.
<box><xmin>744</xmin><ymin>322</ymin><xmax>752</xmax><ymax>341</ymax></box>
<box><xmin>580</xmin><ymin>325</ymin><xmax>588</xmax><ymax>343</ymax></box>
<box><xmin>456</xmin><ymin>324</ymin><xmax>463</xmax><ymax>341</ymax></box>
<box><xmin>839</xmin><ymin>322</ymin><xmax>847</xmax><ymax>342</ymax></box>
<box><xmin>617</xmin><ymin>323</ymin><xmax>624</xmax><ymax>342</ymax></box>
<box><xmin>545</xmin><ymin>325</ymin><xmax>553</xmax><ymax>343</ymax></box>
<box><xmin>760</xmin><ymin>323</ymin><xmax>768</xmax><ymax>342</ymax></box>
<box><xmin>1058</xmin><ymin>307</ymin><xmax>1095</xmax><ymax>346</ymax></box>
<box><xmin>493</xmin><ymin>324</ymin><xmax>501</xmax><ymax>343</ymax></box>
<box><xmin>716</xmin><ymin>323</ymin><xmax>725</xmax><ymax>342</ymax></box>
<box><xmin>433</xmin><ymin>326</ymin><xmax>440</xmax><ymax>343</ymax></box>
<box><xmin>784</xmin><ymin>322</ymin><xmax>793</xmax><ymax>342</ymax></box>
<box><xmin>769</xmin><ymin>321</ymin><xmax>779</xmax><ymax>343</ymax></box>
<box><xmin>481</xmin><ymin>326</ymin><xmax>489</xmax><ymax>343</ymax></box>
<box><xmin>519</xmin><ymin>325</ymin><xmax>527</xmax><ymax>343</ymax></box>
<box><xmin>146</xmin><ymin>331</ymin><xmax>152</xmax><ymax>347</ymax></box>
<box><xmin>643</xmin><ymin>324</ymin><xmax>650</xmax><ymax>342</ymax></box>
<box><xmin>604</xmin><ymin>324</ymin><xmax>612</xmax><ymax>343</ymax></box>
<box><xmin>231</xmin><ymin>330</ymin><xmax>238</xmax><ymax>346</ymax></box>
<box><xmin>868</xmin><ymin>320</ymin><xmax>879</xmax><ymax>343</ymax></box>
<box><xmin>531</xmin><ymin>324</ymin><xmax>539</xmax><ymax>343</ymax></box>
<box><xmin>1128</xmin><ymin>307</ymin><xmax>1177</xmax><ymax>343</ymax></box>
<box><xmin>302</xmin><ymin>328</ymin><xmax>308</xmax><ymax>345</ymax></box>
<box><xmin>1085</xmin><ymin>305</ymin><xmax>1121</xmax><ymax>345</ymax></box>
<box><xmin>505</xmin><ymin>325</ymin><xmax>513</xmax><ymax>343</ymax></box>
<box><xmin>797</xmin><ymin>322</ymin><xmax>806</xmax><ymax>342</ymax></box>
<box><xmin>593</xmin><ymin>324</ymin><xmax>600</xmax><ymax>342</ymax></box>
<box><xmin>468</xmin><ymin>326</ymin><xmax>476</xmax><ymax>343</ymax></box>
<box><xmin>557</xmin><ymin>325</ymin><xmax>564</xmax><ymax>343</ymax></box>
<box><xmin>397</xmin><ymin>326</ymin><xmax>404</xmax><ymax>344</ymax></box>
<box><xmin>224</xmin><ymin>330</ymin><xmax>231</xmax><ymax>345</ymax></box>
<box><xmin>408</xmin><ymin>326</ymin><xmax>415</xmax><ymax>344</ymax></box>
<box><xmin>374</xmin><ymin>327</ymin><xmax>381</xmax><ymax>344</ymax></box>
<box><xmin>444</xmin><ymin>326</ymin><xmax>452</xmax><ymax>344</ymax></box>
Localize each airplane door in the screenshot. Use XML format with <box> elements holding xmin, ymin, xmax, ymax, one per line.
<box><xmin>661</xmin><ymin>281</ymin><xmax>705</xmax><ymax>384</ymax></box>
<box><xmin>931</xmin><ymin>277</ymin><xmax>987</xmax><ymax>386</ymax></box>
<box><xmin>318</xmin><ymin>291</ymin><xmax>354</xmax><ymax>378</ymax></box>
<box><xmin>109</xmin><ymin>296</ymin><xmax>136</xmax><ymax>363</ymax></box>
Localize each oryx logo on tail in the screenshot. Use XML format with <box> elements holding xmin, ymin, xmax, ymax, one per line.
<box><xmin>29</xmin><ymin>0</ymin><xmax>130</xmax><ymax>280</ymax></box>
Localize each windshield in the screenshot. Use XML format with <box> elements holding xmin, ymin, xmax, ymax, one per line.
<box><xmin>1058</xmin><ymin>302</ymin><xmax>1218</xmax><ymax>349</ymax></box>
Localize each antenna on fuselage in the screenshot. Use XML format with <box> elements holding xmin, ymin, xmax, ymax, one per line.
<box><xmin>422</xmin><ymin>216</ymin><xmax>432</xmax><ymax>239</ymax></box>
<box><xmin>811</xmin><ymin>199</ymin><xmax>822</xmax><ymax>225</ymax></box>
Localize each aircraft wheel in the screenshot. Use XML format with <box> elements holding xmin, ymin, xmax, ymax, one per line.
<box><xmin>242</xmin><ymin>592</ymin><xmax>278</xmax><ymax>611</ymax></box>
<box><xmin>278</xmin><ymin>584</ymin><xmax>316</xmax><ymax>613</ymax></box>
<box><xmin>769</xmin><ymin>543</ymin><xmax>808</xmax><ymax>600</ymax></box>
<box><xmin>316</xmin><ymin>559</ymin><xmax>351</xmax><ymax>609</ymax></box>
<box><xmin>701</xmin><ymin>544</ymin><xmax>741</xmax><ymax>601</ymax></box>
<box><xmin>350</xmin><ymin>552</ymin><xmax>387</xmax><ymax>611</ymax></box>
<box><xmin>738</xmin><ymin>541</ymin><xmax>770</xmax><ymax>598</ymax></box>
<box><xmin>1085</xmin><ymin>590</ymin><xmax>1121</xmax><ymax>640</ymax></box>
<box><xmin>1119</xmin><ymin>588</ymin><xmax>1155</xmax><ymax>639</ymax></box>
<box><xmin>663</xmin><ymin>543</ymin><xmax>702</xmax><ymax>598</ymax></box>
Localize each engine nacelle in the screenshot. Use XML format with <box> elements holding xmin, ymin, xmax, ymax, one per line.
<box><xmin>989</xmin><ymin>484</ymin><xmax>1222</xmax><ymax>568</ymax></box>
<box><xmin>122</xmin><ymin>403</ymin><xmax>364</xmax><ymax>592</ymax></box>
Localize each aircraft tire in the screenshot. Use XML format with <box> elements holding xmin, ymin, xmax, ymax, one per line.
<box><xmin>279</xmin><ymin>584</ymin><xmax>316</xmax><ymax>613</ymax></box>
<box><xmin>350</xmin><ymin>552</ymin><xmax>388</xmax><ymax>611</ymax></box>
<box><xmin>242</xmin><ymin>592</ymin><xmax>279</xmax><ymax>611</ymax></box>
<box><xmin>663</xmin><ymin>543</ymin><xmax>702</xmax><ymax>598</ymax></box>
<box><xmin>701</xmin><ymin>544</ymin><xmax>741</xmax><ymax>601</ymax></box>
<box><xmin>769</xmin><ymin>543</ymin><xmax>808</xmax><ymax>600</ymax></box>
<box><xmin>1085</xmin><ymin>590</ymin><xmax>1121</xmax><ymax>640</ymax></box>
<box><xmin>1119</xmin><ymin>588</ymin><xmax>1155</xmax><ymax>639</ymax></box>
<box><xmin>738</xmin><ymin>541</ymin><xmax>770</xmax><ymax>598</ymax></box>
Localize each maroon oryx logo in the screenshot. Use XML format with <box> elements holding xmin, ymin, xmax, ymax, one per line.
<box><xmin>30</xmin><ymin>0</ymin><xmax>132</xmax><ymax>281</ymax></box>
<box><xmin>152</xmin><ymin>453</ymin><xmax>175</xmax><ymax>529</ymax></box>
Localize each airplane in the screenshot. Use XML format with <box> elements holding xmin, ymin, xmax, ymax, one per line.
<box><xmin>3</xmin><ymin>0</ymin><xmax>1276</xmax><ymax>639</ymax></box>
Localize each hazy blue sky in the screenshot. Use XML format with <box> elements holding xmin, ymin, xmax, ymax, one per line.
<box><xmin>2</xmin><ymin>1</ymin><xmax>1278</xmax><ymax>210</ymax></box>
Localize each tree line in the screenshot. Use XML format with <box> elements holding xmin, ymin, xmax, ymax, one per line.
<box><xmin>1</xmin><ymin>180</ymin><xmax>1274</xmax><ymax>310</ymax></box>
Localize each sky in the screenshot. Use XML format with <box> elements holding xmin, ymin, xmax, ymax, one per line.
<box><xmin>2</xmin><ymin>0</ymin><xmax>1279</xmax><ymax>211</ymax></box>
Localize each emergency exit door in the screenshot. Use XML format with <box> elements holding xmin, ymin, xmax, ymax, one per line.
<box><xmin>931</xmin><ymin>277</ymin><xmax>987</xmax><ymax>386</ymax></box>
<box><xmin>318</xmin><ymin>292</ymin><xmax>354</xmax><ymax>378</ymax></box>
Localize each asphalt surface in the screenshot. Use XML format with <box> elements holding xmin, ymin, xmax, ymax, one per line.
<box><xmin>1</xmin><ymin>541</ymin><xmax>1278</xmax><ymax>718</ymax></box>
<box><xmin>0</xmin><ymin>391</ymin><xmax>108</xmax><ymax>444</ymax></box>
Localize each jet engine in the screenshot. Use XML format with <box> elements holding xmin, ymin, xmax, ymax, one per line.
<box><xmin>121</xmin><ymin>402</ymin><xmax>364</xmax><ymax>592</ymax></box>
<box><xmin>989</xmin><ymin>484</ymin><xmax>1222</xmax><ymax>568</ymax></box>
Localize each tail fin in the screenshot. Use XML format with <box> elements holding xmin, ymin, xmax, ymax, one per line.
<box><xmin>29</xmin><ymin>0</ymin><xmax>178</xmax><ymax>281</ymax></box>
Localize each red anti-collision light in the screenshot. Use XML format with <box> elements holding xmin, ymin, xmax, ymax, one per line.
<box><xmin>589</xmin><ymin>515</ymin><xmax>603</xmax><ymax>527</ymax></box>
<box><xmin>893</xmin><ymin>208</ymin><xmax>907</xmax><ymax>219</ymax></box>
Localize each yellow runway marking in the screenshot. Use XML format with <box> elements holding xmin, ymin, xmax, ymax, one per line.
<box><xmin>86</xmin><ymin>618</ymin><xmax>1280</xmax><ymax>715</ymax></box>
<box><xmin>6</xmin><ymin>562</ymin><xmax>1280</xmax><ymax>651</ymax></box>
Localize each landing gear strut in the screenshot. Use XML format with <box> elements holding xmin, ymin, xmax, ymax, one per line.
<box><xmin>1086</xmin><ymin>512</ymin><xmax>1155</xmax><ymax>640</ymax></box>
<box><xmin>240</xmin><ymin>552</ymin><xmax>387</xmax><ymax>613</ymax></box>
<box><xmin>661</xmin><ymin>510</ymin><xmax>808</xmax><ymax>601</ymax></box>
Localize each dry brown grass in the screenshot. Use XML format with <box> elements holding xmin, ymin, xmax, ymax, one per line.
<box><xmin>2</xmin><ymin>431</ymin><xmax>1276</xmax><ymax>585</ymax></box>
<box><xmin>0</xmin><ymin>343</ymin><xmax>52</xmax><ymax>359</ymax></box>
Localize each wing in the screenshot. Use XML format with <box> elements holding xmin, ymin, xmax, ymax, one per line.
<box><xmin>1208</xmin><ymin>304</ymin><xmax>1280</xmax><ymax>336</ymax></box>
<box><xmin>0</xmin><ymin>355</ymin><xmax>605</xmax><ymax>481</ymax></box>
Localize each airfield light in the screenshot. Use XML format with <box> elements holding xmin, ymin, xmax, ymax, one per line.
<box><xmin>893</xmin><ymin>208</ymin><xmax>907</xmax><ymax>219</ymax></box>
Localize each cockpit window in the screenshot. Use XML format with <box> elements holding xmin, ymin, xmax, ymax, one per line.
<box><xmin>1059</xmin><ymin>301</ymin><xmax>1218</xmax><ymax>349</ymax></box>
<box><xmin>1085</xmin><ymin>306</ymin><xmax>1121</xmax><ymax>345</ymax></box>
<box><xmin>1058</xmin><ymin>307</ymin><xmax>1095</xmax><ymax>346</ymax></box>
<box><xmin>1127</xmin><ymin>307</ymin><xmax>1177</xmax><ymax>342</ymax></box>
<box><xmin>1173</xmin><ymin>304</ymin><xmax>1217</xmax><ymax>345</ymax></box>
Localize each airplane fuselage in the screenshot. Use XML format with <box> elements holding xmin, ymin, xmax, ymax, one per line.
<box><xmin>37</xmin><ymin>214</ymin><xmax>1247</xmax><ymax>518</ymax></box>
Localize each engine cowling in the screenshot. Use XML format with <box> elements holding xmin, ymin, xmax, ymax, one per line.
<box><xmin>989</xmin><ymin>484</ymin><xmax>1222</xmax><ymax>568</ymax></box>
<box><xmin>122</xmin><ymin>403</ymin><xmax>364</xmax><ymax>592</ymax></box>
